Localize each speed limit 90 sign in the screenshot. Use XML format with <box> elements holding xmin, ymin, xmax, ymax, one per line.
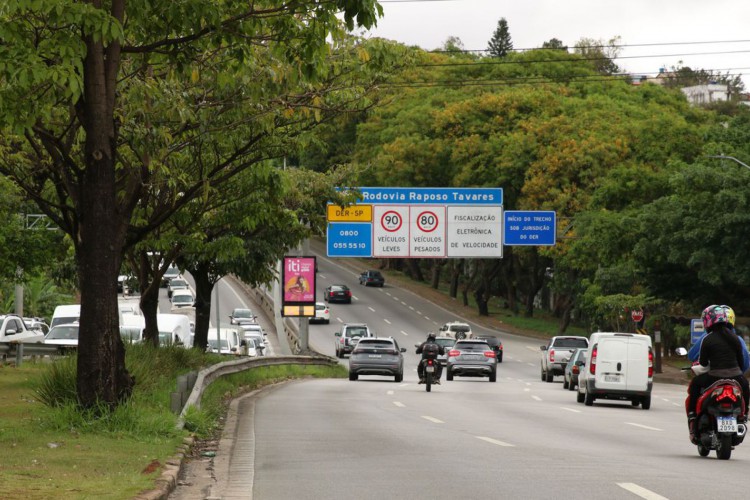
<box><xmin>381</xmin><ymin>210</ymin><xmax>402</xmax><ymax>232</ymax></box>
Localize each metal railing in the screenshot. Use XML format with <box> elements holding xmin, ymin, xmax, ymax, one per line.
<box><xmin>175</xmin><ymin>354</ymin><xmax>336</xmax><ymax>429</ymax></box>
<box><xmin>0</xmin><ymin>342</ymin><xmax>68</xmax><ymax>366</ymax></box>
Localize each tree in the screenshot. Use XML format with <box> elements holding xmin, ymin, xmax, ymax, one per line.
<box><xmin>573</xmin><ymin>37</ymin><xmax>622</xmax><ymax>75</ymax></box>
<box><xmin>0</xmin><ymin>0</ymin><xmax>384</xmax><ymax>410</ymax></box>
<box><xmin>487</xmin><ymin>18</ymin><xmax>513</xmax><ymax>58</ymax></box>
<box><xmin>542</xmin><ymin>38</ymin><xmax>567</xmax><ymax>51</ymax></box>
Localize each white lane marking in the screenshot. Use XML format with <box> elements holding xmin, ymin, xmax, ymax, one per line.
<box><xmin>476</xmin><ymin>436</ymin><xmax>515</xmax><ymax>447</ymax></box>
<box><xmin>526</xmin><ymin>345</ymin><xmax>540</xmax><ymax>352</ymax></box>
<box><xmin>526</xmin><ymin>363</ymin><xmax>535</xmax><ymax>367</ymax></box>
<box><xmin>523</xmin><ymin>388</ymin><xmax>530</xmax><ymax>392</ymax></box>
<box><xmin>525</xmin><ymin>382</ymin><xmax>531</xmax><ymax>386</ymax></box>
<box><xmin>409</xmin><ymin>306</ymin><xmax>415</xmax><ymax>311</ymax></box>
<box><xmin>660</xmin><ymin>398</ymin><xmax>670</xmax><ymax>402</ymax></box>
<box><xmin>506</xmin><ymin>377</ymin><xmax>514</xmax><ymax>380</ymax></box>
<box><xmin>352</xmin><ymin>295</ymin><xmax>359</xmax><ymax>301</ymax></box>
<box><xmin>561</xmin><ymin>407</ymin><xmax>581</xmax><ymax>413</ymax></box>
<box><xmin>401</xmin><ymin>301</ymin><xmax>407</xmax><ymax>306</ymax></box>
<box><xmin>401</xmin><ymin>330</ymin><xmax>409</xmax><ymax>336</ymax></box>
<box><xmin>368</xmin><ymin>306</ymin><xmax>376</xmax><ymax>312</ymax></box>
<box><xmin>416</xmin><ymin>310</ymin><xmax>422</xmax><ymax>315</ymax></box>
<box><xmin>424</xmin><ymin>316</ymin><xmax>431</xmax><ymax>321</ymax></box>
<box><xmin>672</xmin><ymin>402</ymin><xmax>681</xmax><ymax>407</ymax></box>
<box><xmin>399</xmin><ymin>384</ymin><xmax>409</xmax><ymax>388</ymax></box>
<box><xmin>393</xmin><ymin>296</ymin><xmax>399</xmax><ymax>301</ymax></box>
<box><xmin>393</xmin><ymin>401</ymin><xmax>405</xmax><ymax>408</ymax></box>
<box><xmin>387</xmin><ymin>390</ymin><xmax>394</xmax><ymax>395</ymax></box>
<box><xmin>319</xmin><ymin>274</ymin><xmax>326</xmax><ymax>279</ymax></box>
<box><xmin>531</xmin><ymin>395</ymin><xmax>542</xmax><ymax>401</ymax></box>
<box><xmin>625</xmin><ymin>422</ymin><xmax>663</xmax><ymax>431</ymax></box>
<box><xmin>337</xmin><ymin>318</ymin><xmax>343</xmax><ymax>323</ymax></box>
<box><xmin>384</xmin><ymin>319</ymin><xmax>392</xmax><ymax>325</ymax></box>
<box><xmin>386</xmin><ymin>292</ymin><xmax>392</xmax><ymax>296</ymax></box>
<box><xmin>422</xmin><ymin>416</ymin><xmax>444</xmax><ymax>424</ymax></box>
<box><xmin>617</xmin><ymin>483</ymin><xmax>669</xmax><ymax>500</ymax></box>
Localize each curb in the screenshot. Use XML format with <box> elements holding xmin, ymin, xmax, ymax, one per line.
<box><xmin>134</xmin><ymin>436</ymin><xmax>194</xmax><ymax>500</ymax></box>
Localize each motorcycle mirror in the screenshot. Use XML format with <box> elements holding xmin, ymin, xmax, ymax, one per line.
<box><xmin>675</xmin><ymin>347</ymin><xmax>688</xmax><ymax>356</ymax></box>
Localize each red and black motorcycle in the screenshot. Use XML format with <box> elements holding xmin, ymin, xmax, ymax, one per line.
<box><xmin>683</xmin><ymin>372</ymin><xmax>747</xmax><ymax>459</ymax></box>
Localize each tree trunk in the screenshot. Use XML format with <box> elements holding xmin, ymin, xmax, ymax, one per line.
<box><xmin>139</xmin><ymin>282</ymin><xmax>161</xmax><ymax>348</ymax></box>
<box><xmin>191</xmin><ymin>263</ymin><xmax>215</xmax><ymax>352</ymax></box>
<box><xmin>474</xmin><ymin>282</ymin><xmax>489</xmax><ymax>316</ymax></box>
<box><xmin>449</xmin><ymin>260</ymin><xmax>462</xmax><ymax>299</ymax></box>
<box><xmin>557</xmin><ymin>302</ymin><xmax>574</xmax><ymax>334</ymax></box>
<box><xmin>430</xmin><ymin>260</ymin><xmax>443</xmax><ymax>289</ymax></box>
<box><xmin>75</xmin><ymin>30</ymin><xmax>134</xmax><ymax>408</ymax></box>
<box><xmin>407</xmin><ymin>258</ymin><xmax>424</xmax><ymax>282</ymax></box>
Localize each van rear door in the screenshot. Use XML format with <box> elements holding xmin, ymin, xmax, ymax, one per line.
<box><xmin>625</xmin><ymin>337</ymin><xmax>651</xmax><ymax>391</ymax></box>
<box><xmin>594</xmin><ymin>335</ymin><xmax>629</xmax><ymax>390</ymax></box>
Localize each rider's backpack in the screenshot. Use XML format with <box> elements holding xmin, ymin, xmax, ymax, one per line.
<box><xmin>423</xmin><ymin>342</ymin><xmax>439</xmax><ymax>359</ymax></box>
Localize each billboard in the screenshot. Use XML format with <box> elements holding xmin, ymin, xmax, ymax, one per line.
<box><xmin>282</xmin><ymin>256</ymin><xmax>316</xmax><ymax>317</ymax></box>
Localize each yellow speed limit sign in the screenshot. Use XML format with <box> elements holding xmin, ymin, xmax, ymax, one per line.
<box><xmin>327</xmin><ymin>204</ymin><xmax>372</xmax><ymax>222</ymax></box>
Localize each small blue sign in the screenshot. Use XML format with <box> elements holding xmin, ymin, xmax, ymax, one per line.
<box><xmin>503</xmin><ymin>211</ymin><xmax>556</xmax><ymax>246</ymax></box>
<box><xmin>327</xmin><ymin>223</ymin><xmax>372</xmax><ymax>257</ymax></box>
<box><xmin>690</xmin><ymin>319</ymin><xmax>705</xmax><ymax>345</ymax></box>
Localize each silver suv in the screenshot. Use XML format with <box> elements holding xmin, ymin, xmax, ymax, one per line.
<box><xmin>334</xmin><ymin>323</ymin><xmax>373</xmax><ymax>358</ymax></box>
<box><xmin>446</xmin><ymin>339</ymin><xmax>497</xmax><ymax>382</ymax></box>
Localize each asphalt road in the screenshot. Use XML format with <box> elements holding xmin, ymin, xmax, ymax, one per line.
<box><xmin>171</xmin><ymin>256</ymin><xmax>749</xmax><ymax>500</ymax></box>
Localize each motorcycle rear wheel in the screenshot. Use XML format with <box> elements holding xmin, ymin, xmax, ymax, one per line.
<box><xmin>717</xmin><ymin>434</ymin><xmax>733</xmax><ymax>460</ymax></box>
<box><xmin>425</xmin><ymin>372</ymin><xmax>432</xmax><ymax>393</ymax></box>
<box><xmin>697</xmin><ymin>444</ymin><xmax>710</xmax><ymax>457</ymax></box>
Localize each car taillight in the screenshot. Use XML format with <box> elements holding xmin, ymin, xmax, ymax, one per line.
<box><xmin>329</xmin><ymin>291</ymin><xmax>334</xmax><ymax>297</ymax></box>
<box><xmin>339</xmin><ymin>338</ymin><xmax>345</xmax><ymax>344</ymax></box>
<box><xmin>648</xmin><ymin>348</ymin><xmax>654</xmax><ymax>378</ymax></box>
<box><xmin>448</xmin><ymin>349</ymin><xmax>460</xmax><ymax>357</ymax></box>
<box><xmin>484</xmin><ymin>351</ymin><xmax>496</xmax><ymax>358</ymax></box>
<box><xmin>346</xmin><ymin>290</ymin><xmax>352</xmax><ymax>297</ymax></box>
<box><xmin>387</xmin><ymin>349</ymin><xmax>398</xmax><ymax>355</ymax></box>
<box><xmin>549</xmin><ymin>349</ymin><xmax>555</xmax><ymax>363</ymax></box>
<box><xmin>590</xmin><ymin>346</ymin><xmax>597</xmax><ymax>374</ymax></box>
<box><xmin>572</xmin><ymin>365</ymin><xmax>579</xmax><ymax>374</ymax></box>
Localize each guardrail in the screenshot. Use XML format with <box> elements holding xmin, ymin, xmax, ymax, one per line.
<box><xmin>0</xmin><ymin>342</ymin><xmax>68</xmax><ymax>367</ymax></box>
<box><xmin>175</xmin><ymin>354</ymin><xmax>336</xmax><ymax>429</ymax></box>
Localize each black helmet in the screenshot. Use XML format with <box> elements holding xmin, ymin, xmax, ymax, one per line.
<box><xmin>427</xmin><ymin>332</ymin><xmax>436</xmax><ymax>340</ymax></box>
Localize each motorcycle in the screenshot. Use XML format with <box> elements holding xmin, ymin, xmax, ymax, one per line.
<box><xmin>415</xmin><ymin>343</ymin><xmax>441</xmax><ymax>392</ymax></box>
<box><xmin>676</xmin><ymin>347</ymin><xmax>747</xmax><ymax>459</ymax></box>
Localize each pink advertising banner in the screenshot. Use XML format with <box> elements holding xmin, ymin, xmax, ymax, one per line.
<box><xmin>282</xmin><ymin>256</ymin><xmax>316</xmax><ymax>305</ymax></box>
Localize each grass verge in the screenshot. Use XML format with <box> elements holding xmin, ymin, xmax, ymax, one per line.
<box><xmin>0</xmin><ymin>347</ymin><xmax>346</xmax><ymax>499</ymax></box>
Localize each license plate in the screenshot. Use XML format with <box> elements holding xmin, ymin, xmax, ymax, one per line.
<box><xmin>718</xmin><ymin>416</ymin><xmax>738</xmax><ymax>433</ymax></box>
<box><xmin>604</xmin><ymin>374</ymin><xmax>621</xmax><ymax>383</ymax></box>
<box><xmin>426</xmin><ymin>366</ymin><xmax>435</xmax><ymax>373</ymax></box>
<box><xmin>368</xmin><ymin>354</ymin><xmax>382</xmax><ymax>359</ymax></box>
<box><xmin>464</xmin><ymin>355</ymin><xmax>481</xmax><ymax>360</ymax></box>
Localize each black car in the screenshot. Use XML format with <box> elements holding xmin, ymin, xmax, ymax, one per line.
<box><xmin>359</xmin><ymin>270</ymin><xmax>385</xmax><ymax>287</ymax></box>
<box><xmin>476</xmin><ymin>335</ymin><xmax>503</xmax><ymax>362</ymax></box>
<box><xmin>325</xmin><ymin>284</ymin><xmax>352</xmax><ymax>304</ymax></box>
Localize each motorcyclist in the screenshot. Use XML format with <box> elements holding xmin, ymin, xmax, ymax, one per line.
<box><xmin>686</xmin><ymin>305</ymin><xmax>750</xmax><ymax>442</ymax></box>
<box><xmin>688</xmin><ymin>305</ymin><xmax>749</xmax><ymax>372</ymax></box>
<box><xmin>416</xmin><ymin>332</ymin><xmax>445</xmax><ymax>384</ymax></box>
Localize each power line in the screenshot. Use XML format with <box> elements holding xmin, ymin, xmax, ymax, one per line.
<box><xmin>428</xmin><ymin>39</ymin><xmax>750</xmax><ymax>54</ymax></box>
<box><xmin>414</xmin><ymin>49</ymin><xmax>750</xmax><ymax>68</ymax></box>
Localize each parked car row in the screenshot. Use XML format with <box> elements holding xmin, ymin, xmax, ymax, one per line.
<box><xmin>542</xmin><ymin>333</ymin><xmax>654</xmax><ymax>410</ymax></box>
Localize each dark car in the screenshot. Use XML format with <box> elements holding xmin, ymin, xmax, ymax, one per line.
<box><xmin>564</xmin><ymin>348</ymin><xmax>587</xmax><ymax>391</ymax></box>
<box><xmin>476</xmin><ymin>335</ymin><xmax>503</xmax><ymax>363</ymax></box>
<box><xmin>434</xmin><ymin>336</ymin><xmax>456</xmax><ymax>366</ymax></box>
<box><xmin>325</xmin><ymin>284</ymin><xmax>352</xmax><ymax>304</ymax></box>
<box><xmin>359</xmin><ymin>270</ymin><xmax>385</xmax><ymax>287</ymax></box>
<box><xmin>349</xmin><ymin>337</ymin><xmax>406</xmax><ymax>382</ymax></box>
<box><xmin>446</xmin><ymin>339</ymin><xmax>497</xmax><ymax>382</ymax></box>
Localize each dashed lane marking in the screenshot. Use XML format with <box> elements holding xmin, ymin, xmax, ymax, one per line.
<box><xmin>422</xmin><ymin>416</ymin><xmax>444</xmax><ymax>424</ymax></box>
<box><xmin>561</xmin><ymin>407</ymin><xmax>581</xmax><ymax>413</ymax></box>
<box><xmin>401</xmin><ymin>330</ymin><xmax>409</xmax><ymax>336</ymax></box>
<box><xmin>625</xmin><ymin>422</ymin><xmax>662</xmax><ymax>431</ymax></box>
<box><xmin>368</xmin><ymin>307</ymin><xmax>376</xmax><ymax>312</ymax></box>
<box><xmin>393</xmin><ymin>402</ymin><xmax>405</xmax><ymax>408</ymax></box>
<box><xmin>617</xmin><ymin>483</ymin><xmax>669</xmax><ymax>500</ymax></box>
<box><xmin>384</xmin><ymin>319</ymin><xmax>392</xmax><ymax>324</ymax></box>
<box><xmin>476</xmin><ymin>436</ymin><xmax>514</xmax><ymax>447</ymax></box>
<box><xmin>531</xmin><ymin>395</ymin><xmax>542</xmax><ymax>401</ymax></box>
<box><xmin>387</xmin><ymin>390</ymin><xmax>394</xmax><ymax>395</ymax></box>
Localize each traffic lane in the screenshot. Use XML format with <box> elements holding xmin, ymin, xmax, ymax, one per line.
<box><xmin>252</xmin><ymin>375</ymin><xmax>747</xmax><ymax>500</ymax></box>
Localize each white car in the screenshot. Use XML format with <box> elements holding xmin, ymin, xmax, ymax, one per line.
<box><xmin>311</xmin><ymin>302</ymin><xmax>330</xmax><ymax>324</ymax></box>
<box><xmin>242</xmin><ymin>331</ymin><xmax>266</xmax><ymax>355</ymax></box>
<box><xmin>167</xmin><ymin>277</ymin><xmax>189</xmax><ymax>298</ymax></box>
<box><xmin>438</xmin><ymin>321</ymin><xmax>474</xmax><ymax>340</ymax></box>
<box><xmin>170</xmin><ymin>289</ymin><xmax>195</xmax><ymax>309</ymax></box>
<box><xmin>44</xmin><ymin>323</ymin><xmax>79</xmax><ymax>348</ymax></box>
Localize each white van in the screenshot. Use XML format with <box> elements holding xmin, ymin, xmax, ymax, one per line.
<box><xmin>51</xmin><ymin>304</ymin><xmax>81</xmax><ymax>328</ymax></box>
<box><xmin>577</xmin><ymin>332</ymin><xmax>653</xmax><ymax>409</ymax></box>
<box><xmin>157</xmin><ymin>313</ymin><xmax>193</xmax><ymax>348</ymax></box>
<box><xmin>207</xmin><ymin>327</ymin><xmax>242</xmax><ymax>355</ymax></box>
<box><xmin>120</xmin><ymin>313</ymin><xmax>145</xmax><ymax>344</ymax></box>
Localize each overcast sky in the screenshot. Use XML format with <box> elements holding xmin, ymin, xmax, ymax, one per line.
<box><xmin>357</xmin><ymin>0</ymin><xmax>750</xmax><ymax>86</ymax></box>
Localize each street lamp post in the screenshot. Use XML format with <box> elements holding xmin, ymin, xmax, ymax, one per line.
<box><xmin>706</xmin><ymin>155</ymin><xmax>750</xmax><ymax>171</ymax></box>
